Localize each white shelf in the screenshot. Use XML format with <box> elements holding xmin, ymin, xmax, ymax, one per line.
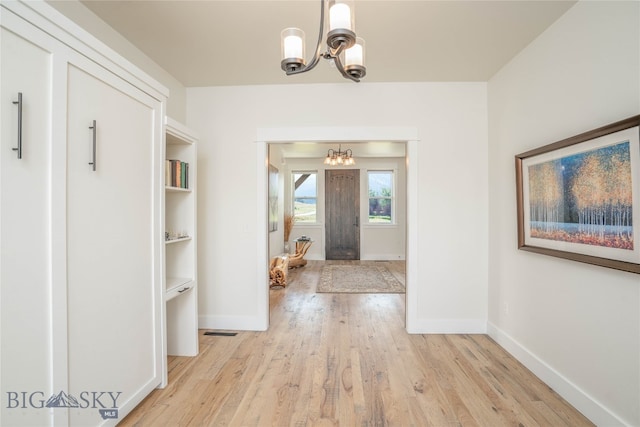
<box><xmin>166</xmin><ymin>276</ymin><xmax>193</xmax><ymax>289</ymax></box>
<box><xmin>165</xmin><ymin>236</ymin><xmax>191</xmax><ymax>244</ymax></box>
<box><xmin>166</xmin><ymin>123</ymin><xmax>196</xmax><ymax>146</ymax></box>
<box><xmin>166</xmin><ymin>186</ymin><xmax>192</xmax><ymax>193</ymax></box>
<box><xmin>166</xmin><ymin>279</ymin><xmax>195</xmax><ymax>301</ymax></box>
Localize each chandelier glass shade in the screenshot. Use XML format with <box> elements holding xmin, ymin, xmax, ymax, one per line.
<box><xmin>323</xmin><ymin>145</ymin><xmax>355</xmax><ymax>166</ymax></box>
<box><xmin>281</xmin><ymin>0</ymin><xmax>366</xmax><ymax>82</ymax></box>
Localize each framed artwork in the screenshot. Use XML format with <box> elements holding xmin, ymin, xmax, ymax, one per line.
<box><xmin>515</xmin><ymin>115</ymin><xmax>640</xmax><ymax>274</ymax></box>
<box><xmin>268</xmin><ymin>164</ymin><xmax>278</xmax><ymax>232</ymax></box>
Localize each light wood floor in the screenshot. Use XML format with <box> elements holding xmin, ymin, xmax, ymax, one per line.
<box><xmin>121</xmin><ymin>260</ymin><xmax>593</xmax><ymax>426</ymax></box>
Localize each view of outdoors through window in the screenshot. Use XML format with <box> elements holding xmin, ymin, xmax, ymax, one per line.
<box><xmin>293</xmin><ymin>172</ymin><xmax>317</xmax><ymax>222</ymax></box>
<box><xmin>369</xmin><ymin>171</ymin><xmax>393</xmax><ymax>223</ymax></box>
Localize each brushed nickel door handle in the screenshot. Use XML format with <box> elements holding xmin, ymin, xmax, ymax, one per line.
<box><xmin>12</xmin><ymin>92</ymin><xmax>22</xmax><ymax>159</ymax></box>
<box><xmin>88</xmin><ymin>120</ymin><xmax>97</xmax><ymax>171</ymax></box>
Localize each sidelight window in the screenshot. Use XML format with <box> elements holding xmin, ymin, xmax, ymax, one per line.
<box><xmin>293</xmin><ymin>172</ymin><xmax>317</xmax><ymax>223</ymax></box>
<box><xmin>368</xmin><ymin>171</ymin><xmax>393</xmax><ymax>223</ymax></box>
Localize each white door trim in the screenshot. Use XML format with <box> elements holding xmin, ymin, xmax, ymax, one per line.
<box><xmin>256</xmin><ymin>126</ymin><xmax>420</xmax><ymax>332</ymax></box>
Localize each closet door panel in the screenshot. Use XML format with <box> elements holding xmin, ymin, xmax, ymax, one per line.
<box><xmin>66</xmin><ymin>63</ymin><xmax>157</xmax><ymax>425</ymax></box>
<box><xmin>0</xmin><ymin>27</ymin><xmax>53</xmax><ymax>426</ymax></box>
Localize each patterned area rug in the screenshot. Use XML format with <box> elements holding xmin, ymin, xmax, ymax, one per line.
<box><xmin>317</xmin><ymin>264</ymin><xmax>405</xmax><ymax>293</ymax></box>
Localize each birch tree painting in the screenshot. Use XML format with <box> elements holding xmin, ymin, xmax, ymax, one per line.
<box><xmin>528</xmin><ymin>141</ymin><xmax>633</xmax><ymax>250</ymax></box>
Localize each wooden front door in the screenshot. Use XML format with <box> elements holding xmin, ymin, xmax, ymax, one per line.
<box><xmin>325</xmin><ymin>169</ymin><xmax>360</xmax><ymax>260</ymax></box>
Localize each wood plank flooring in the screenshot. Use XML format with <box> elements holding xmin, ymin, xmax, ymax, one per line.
<box><xmin>120</xmin><ymin>260</ymin><xmax>593</xmax><ymax>426</ymax></box>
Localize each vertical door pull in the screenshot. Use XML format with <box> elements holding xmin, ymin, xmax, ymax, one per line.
<box><xmin>12</xmin><ymin>92</ymin><xmax>23</xmax><ymax>159</ymax></box>
<box><xmin>88</xmin><ymin>120</ymin><xmax>96</xmax><ymax>171</ymax></box>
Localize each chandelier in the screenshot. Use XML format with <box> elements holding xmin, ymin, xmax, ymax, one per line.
<box><xmin>323</xmin><ymin>145</ymin><xmax>355</xmax><ymax>166</ymax></box>
<box><xmin>280</xmin><ymin>0</ymin><xmax>366</xmax><ymax>82</ymax></box>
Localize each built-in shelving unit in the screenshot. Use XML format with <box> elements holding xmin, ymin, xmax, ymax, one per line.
<box><xmin>164</xmin><ymin>117</ymin><xmax>198</xmax><ymax>369</ymax></box>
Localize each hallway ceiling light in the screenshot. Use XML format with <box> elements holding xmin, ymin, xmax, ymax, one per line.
<box><xmin>323</xmin><ymin>145</ymin><xmax>355</xmax><ymax>166</ymax></box>
<box><xmin>281</xmin><ymin>0</ymin><xmax>366</xmax><ymax>82</ymax></box>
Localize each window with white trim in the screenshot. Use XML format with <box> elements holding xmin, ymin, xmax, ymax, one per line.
<box><xmin>293</xmin><ymin>172</ymin><xmax>317</xmax><ymax>223</ymax></box>
<box><xmin>368</xmin><ymin>171</ymin><xmax>393</xmax><ymax>223</ymax></box>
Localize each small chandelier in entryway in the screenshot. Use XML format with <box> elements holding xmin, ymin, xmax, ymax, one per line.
<box><xmin>280</xmin><ymin>0</ymin><xmax>366</xmax><ymax>82</ymax></box>
<box><xmin>323</xmin><ymin>145</ymin><xmax>355</xmax><ymax>166</ymax></box>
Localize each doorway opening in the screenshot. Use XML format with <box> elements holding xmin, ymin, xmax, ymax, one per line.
<box><xmin>256</xmin><ymin>127</ymin><xmax>419</xmax><ymax>332</ymax></box>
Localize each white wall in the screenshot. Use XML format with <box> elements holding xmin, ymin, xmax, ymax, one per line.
<box><xmin>187</xmin><ymin>82</ymin><xmax>488</xmax><ymax>332</ymax></box>
<box><xmin>488</xmin><ymin>1</ymin><xmax>640</xmax><ymax>425</ymax></box>
<box><xmin>283</xmin><ymin>156</ymin><xmax>407</xmax><ymax>261</ymax></box>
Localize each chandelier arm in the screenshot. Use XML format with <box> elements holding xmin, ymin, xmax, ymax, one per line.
<box><xmin>285</xmin><ymin>0</ymin><xmax>326</xmax><ymax>76</ymax></box>
<box><xmin>331</xmin><ymin>43</ymin><xmax>360</xmax><ymax>82</ymax></box>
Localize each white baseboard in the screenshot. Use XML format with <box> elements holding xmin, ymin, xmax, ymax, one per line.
<box><xmin>199</xmin><ymin>315</ymin><xmax>267</xmax><ymax>332</ymax></box>
<box><xmin>361</xmin><ymin>254</ymin><xmax>406</xmax><ymax>261</ymax></box>
<box><xmin>304</xmin><ymin>255</ymin><xmax>407</xmax><ymax>261</ymax></box>
<box><xmin>487</xmin><ymin>322</ymin><xmax>628</xmax><ymax>427</ymax></box>
<box><xmin>406</xmin><ymin>318</ymin><xmax>487</xmax><ymax>334</ymax></box>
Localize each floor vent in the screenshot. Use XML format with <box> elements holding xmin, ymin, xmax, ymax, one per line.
<box><xmin>203</xmin><ymin>331</ymin><xmax>238</xmax><ymax>337</ymax></box>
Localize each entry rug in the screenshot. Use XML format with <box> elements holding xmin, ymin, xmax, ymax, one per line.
<box><xmin>317</xmin><ymin>264</ymin><xmax>405</xmax><ymax>294</ymax></box>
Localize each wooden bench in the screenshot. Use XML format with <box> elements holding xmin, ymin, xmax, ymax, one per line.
<box><xmin>269</xmin><ymin>254</ymin><xmax>289</xmax><ymax>288</ymax></box>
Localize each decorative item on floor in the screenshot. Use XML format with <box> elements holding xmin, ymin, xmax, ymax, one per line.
<box><xmin>516</xmin><ymin>114</ymin><xmax>640</xmax><ymax>274</ymax></box>
<box><xmin>280</xmin><ymin>0</ymin><xmax>366</xmax><ymax>82</ymax></box>
<box><xmin>269</xmin><ymin>255</ymin><xmax>289</xmax><ymax>288</ymax></box>
<box><xmin>289</xmin><ymin>237</ymin><xmax>313</xmax><ymax>269</ymax></box>
<box><xmin>317</xmin><ymin>263</ymin><xmax>405</xmax><ymax>293</ymax></box>
<box><xmin>323</xmin><ymin>144</ymin><xmax>355</xmax><ymax>166</ymax></box>
<box><xmin>283</xmin><ymin>212</ymin><xmax>296</xmax><ymax>253</ymax></box>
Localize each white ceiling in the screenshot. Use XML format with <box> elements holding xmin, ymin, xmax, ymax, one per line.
<box><xmin>79</xmin><ymin>0</ymin><xmax>576</xmax><ymax>87</ymax></box>
<box><xmin>73</xmin><ymin>0</ymin><xmax>576</xmax><ymax>159</ymax></box>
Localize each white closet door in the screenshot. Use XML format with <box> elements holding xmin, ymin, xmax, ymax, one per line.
<box><xmin>66</xmin><ymin>62</ymin><xmax>159</xmax><ymax>426</ymax></box>
<box><xmin>0</xmin><ymin>27</ymin><xmax>53</xmax><ymax>426</ymax></box>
